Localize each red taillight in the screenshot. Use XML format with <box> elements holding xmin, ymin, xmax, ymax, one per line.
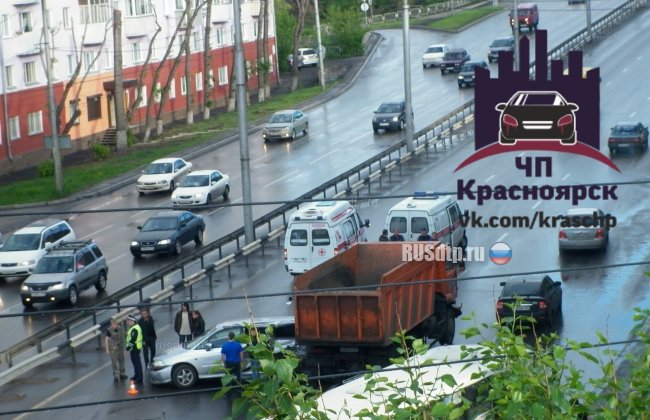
<box><xmin>633</xmin><ymin>137</ymin><xmax>642</xmax><ymax>143</ymax></box>
<box><xmin>283</xmin><ymin>249</ymin><xmax>287</xmax><ymax>260</ymax></box>
<box><xmin>496</xmin><ymin>301</ymin><xmax>504</xmax><ymax>310</ymax></box>
<box><xmin>559</xmin><ymin>230</ymin><xmax>567</xmax><ymax>239</ymax></box>
<box><xmin>557</xmin><ymin>114</ymin><xmax>573</xmax><ymax>127</ymax></box>
<box><xmin>596</xmin><ymin>228</ymin><xmax>604</xmax><ymax>238</ymax></box>
<box><xmin>538</xmin><ymin>300</ymin><xmax>548</xmax><ymax>310</ymax></box>
<box><xmin>502</xmin><ymin>114</ymin><xmax>518</xmax><ymax>127</ymax></box>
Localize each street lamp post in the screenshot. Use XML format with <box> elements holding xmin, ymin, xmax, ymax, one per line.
<box><xmin>313</xmin><ymin>0</ymin><xmax>326</xmax><ymax>90</ymax></box>
<box><xmin>513</xmin><ymin>0</ymin><xmax>520</xmax><ymax>71</ymax></box>
<box><xmin>402</xmin><ymin>0</ymin><xmax>414</xmax><ymax>153</ymax></box>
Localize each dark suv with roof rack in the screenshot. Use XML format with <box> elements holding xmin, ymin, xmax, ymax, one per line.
<box><xmin>20</xmin><ymin>240</ymin><xmax>108</xmax><ymax>307</ymax></box>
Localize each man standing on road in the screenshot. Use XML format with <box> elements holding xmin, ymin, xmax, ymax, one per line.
<box><xmin>125</xmin><ymin>316</ymin><xmax>144</xmax><ymax>384</ymax></box>
<box><xmin>105</xmin><ymin>318</ymin><xmax>128</xmax><ymax>382</ymax></box>
<box><xmin>221</xmin><ymin>331</ymin><xmax>244</xmax><ymax>384</ymax></box>
<box><xmin>138</xmin><ymin>308</ymin><xmax>157</xmax><ymax>366</ymax></box>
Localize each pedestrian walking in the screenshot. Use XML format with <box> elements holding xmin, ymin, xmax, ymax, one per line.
<box><xmin>221</xmin><ymin>331</ymin><xmax>244</xmax><ymax>384</ymax></box>
<box><xmin>138</xmin><ymin>308</ymin><xmax>157</xmax><ymax>366</ymax></box>
<box><xmin>389</xmin><ymin>229</ymin><xmax>405</xmax><ymax>241</ymax></box>
<box><xmin>417</xmin><ymin>228</ymin><xmax>433</xmax><ymax>241</ymax></box>
<box><xmin>191</xmin><ymin>310</ymin><xmax>205</xmax><ymax>339</ymax></box>
<box><xmin>174</xmin><ymin>302</ymin><xmax>194</xmax><ymax>344</ymax></box>
<box><xmin>105</xmin><ymin>318</ymin><xmax>128</xmax><ymax>382</ymax></box>
<box><xmin>378</xmin><ymin>229</ymin><xmax>389</xmax><ymax>242</ymax></box>
<box><xmin>125</xmin><ymin>316</ymin><xmax>144</xmax><ymax>384</ymax></box>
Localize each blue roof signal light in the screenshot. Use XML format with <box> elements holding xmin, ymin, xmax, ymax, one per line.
<box><xmin>413</xmin><ymin>191</ymin><xmax>439</xmax><ymax>199</ymax></box>
<box><xmin>316</xmin><ymin>201</ymin><xmax>336</xmax><ymax>207</ymax></box>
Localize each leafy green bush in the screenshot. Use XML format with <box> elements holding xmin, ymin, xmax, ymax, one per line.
<box><xmin>325</xmin><ymin>5</ymin><xmax>366</xmax><ymax>57</ymax></box>
<box><xmin>37</xmin><ymin>159</ymin><xmax>54</xmax><ymax>178</ymax></box>
<box><xmin>127</xmin><ymin>129</ymin><xmax>137</xmax><ymax>148</ymax></box>
<box><xmin>90</xmin><ymin>143</ymin><xmax>111</xmax><ymax>161</ymax></box>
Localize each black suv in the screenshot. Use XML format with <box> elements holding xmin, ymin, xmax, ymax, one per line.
<box><xmin>21</xmin><ymin>240</ymin><xmax>108</xmax><ymax>307</ymax></box>
<box><xmin>440</xmin><ymin>49</ymin><xmax>471</xmax><ymax>74</ymax></box>
<box><xmin>372</xmin><ymin>100</ymin><xmax>409</xmax><ymax>133</ymax></box>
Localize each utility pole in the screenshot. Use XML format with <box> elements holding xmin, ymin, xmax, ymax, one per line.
<box><xmin>402</xmin><ymin>0</ymin><xmax>414</xmax><ymax>153</ymax></box>
<box><xmin>586</xmin><ymin>0</ymin><xmax>593</xmax><ymax>41</ymax></box>
<box><xmin>233</xmin><ymin>0</ymin><xmax>254</xmax><ymax>244</ymax></box>
<box><xmin>313</xmin><ymin>0</ymin><xmax>325</xmax><ymax>90</ymax></box>
<box><xmin>513</xmin><ymin>0</ymin><xmax>520</xmax><ymax>71</ymax></box>
<box><xmin>42</xmin><ymin>0</ymin><xmax>63</xmax><ymax>193</ymax></box>
<box><xmin>113</xmin><ymin>9</ymin><xmax>127</xmax><ymax>151</ymax></box>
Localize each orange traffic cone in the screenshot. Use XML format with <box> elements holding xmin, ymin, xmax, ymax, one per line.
<box><xmin>127</xmin><ymin>380</ymin><xmax>139</xmax><ymax>396</ymax></box>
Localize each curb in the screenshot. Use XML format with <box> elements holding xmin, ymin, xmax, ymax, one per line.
<box><xmin>0</xmin><ymin>35</ymin><xmax>384</xmax><ymax>212</ymax></box>
<box><xmin>411</xmin><ymin>1</ymin><xmax>501</xmax><ymax>33</ymax></box>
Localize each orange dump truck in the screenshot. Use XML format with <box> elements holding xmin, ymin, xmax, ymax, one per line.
<box><xmin>293</xmin><ymin>242</ymin><xmax>462</xmax><ymax>375</ymax></box>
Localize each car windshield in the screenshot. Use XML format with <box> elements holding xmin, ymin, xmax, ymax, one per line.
<box><xmin>517</xmin><ymin>9</ymin><xmax>533</xmax><ymax>16</ymax></box>
<box><xmin>180</xmin><ymin>175</ymin><xmax>209</xmax><ymax>188</ymax></box>
<box><xmin>142</xmin><ymin>217</ymin><xmax>178</xmax><ymax>231</ymax></box>
<box><xmin>491</xmin><ymin>39</ymin><xmax>511</xmax><ymax>47</ymax></box>
<box><xmin>611</xmin><ymin>125</ymin><xmax>640</xmax><ymax>135</ymax></box>
<box><xmin>377</xmin><ymin>103</ymin><xmax>402</xmax><ymax>113</ymax></box>
<box><xmin>444</xmin><ymin>52</ymin><xmax>463</xmax><ymax>60</ymax></box>
<box><xmin>426</xmin><ymin>46</ymin><xmax>444</xmax><ymax>53</ymax></box>
<box><xmin>144</xmin><ymin>162</ymin><xmax>173</xmax><ymax>174</ymax></box>
<box><xmin>512</xmin><ymin>93</ymin><xmax>565</xmax><ymax>106</ymax></box>
<box><xmin>269</xmin><ymin>113</ymin><xmax>292</xmax><ymax>123</ymax></box>
<box><xmin>34</xmin><ymin>256</ymin><xmax>74</xmax><ymax>274</ymax></box>
<box><xmin>302</xmin><ymin>49</ymin><xmax>316</xmax><ymax>55</ymax></box>
<box><xmin>1</xmin><ymin>233</ymin><xmax>41</xmax><ymax>251</ymax></box>
<box><xmin>461</xmin><ymin>63</ymin><xmax>480</xmax><ymax>72</ymax></box>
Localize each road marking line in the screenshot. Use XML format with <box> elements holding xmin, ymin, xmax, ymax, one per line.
<box><xmin>517</xmin><ymin>152</ymin><xmax>525</xmax><ymax>157</ymax></box>
<box><xmin>130</xmin><ymin>209</ymin><xmax>149</xmax><ymax>219</ymax></box>
<box><xmin>310</xmin><ymin>148</ymin><xmax>340</xmax><ymax>164</ymax></box>
<box><xmin>107</xmin><ymin>253</ymin><xmax>128</xmax><ymax>264</ymax></box>
<box><xmin>496</xmin><ymin>233</ymin><xmax>508</xmax><ymax>243</ymax></box>
<box><xmin>630</xmin><ymin>111</ymin><xmax>637</xmax><ymax>118</ymax></box>
<box><xmin>263</xmin><ymin>170</ymin><xmax>299</xmax><ymax>189</ymax></box>
<box><xmin>80</xmin><ymin>225</ymin><xmax>113</xmax><ymax>240</ymax></box>
<box><xmin>484</xmin><ymin>175</ymin><xmax>495</xmax><ymax>182</ymax></box>
<box><xmin>348</xmin><ymin>132</ymin><xmax>367</xmax><ymax>144</ymax></box>
<box><xmin>359</xmin><ymin>105</ymin><xmax>372</xmax><ymax>113</ymax></box>
<box><xmin>209</xmin><ymin>197</ymin><xmax>242</xmax><ymax>215</ymax></box>
<box><xmin>532</xmin><ymin>200</ymin><xmax>542</xmax><ymax>209</ymax></box>
<box><xmin>562</xmin><ymin>173</ymin><xmax>571</xmax><ymax>181</ymax></box>
<box><xmin>606</xmin><ymin>81</ymin><xmax>612</xmax><ymax>87</ymax></box>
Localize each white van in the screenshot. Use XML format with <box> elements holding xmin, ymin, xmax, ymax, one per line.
<box><xmin>284</xmin><ymin>201</ymin><xmax>369</xmax><ymax>274</ymax></box>
<box><xmin>385</xmin><ymin>193</ymin><xmax>467</xmax><ymax>248</ymax></box>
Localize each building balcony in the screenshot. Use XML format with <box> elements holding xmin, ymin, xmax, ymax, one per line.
<box><xmin>80</xmin><ymin>4</ymin><xmax>112</xmax><ymax>25</ymax></box>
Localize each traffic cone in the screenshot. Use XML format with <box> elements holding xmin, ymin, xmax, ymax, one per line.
<box><xmin>127</xmin><ymin>380</ymin><xmax>139</xmax><ymax>396</ymax></box>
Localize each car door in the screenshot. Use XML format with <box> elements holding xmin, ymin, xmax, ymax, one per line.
<box><xmin>173</xmin><ymin>159</ymin><xmax>188</xmax><ymax>183</ymax></box>
<box><xmin>542</xmin><ymin>276</ymin><xmax>558</xmax><ymax>310</ymax></box>
<box><xmin>211</xmin><ymin>171</ymin><xmax>225</xmax><ymax>196</ymax></box>
<box><xmin>74</xmin><ymin>251</ymin><xmax>91</xmax><ymax>289</ymax></box>
<box><xmin>293</xmin><ymin>111</ymin><xmax>302</xmax><ymax>131</ymax></box>
<box><xmin>195</xmin><ymin>327</ymin><xmax>242</xmax><ymax>378</ymax></box>
<box><xmin>433</xmin><ymin>209</ymin><xmax>451</xmax><ymax>245</ymax></box>
<box><xmin>82</xmin><ymin>249</ymin><xmax>98</xmax><ymax>289</ymax></box>
<box><xmin>179</xmin><ymin>213</ymin><xmax>194</xmax><ymax>244</ymax></box>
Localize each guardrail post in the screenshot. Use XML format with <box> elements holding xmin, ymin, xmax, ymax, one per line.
<box><xmin>208</xmin><ymin>271</ymin><xmax>214</xmax><ymax>298</ymax></box>
<box><xmin>67</xmin><ymin>326</ymin><xmax>76</xmax><ymax>364</ymax></box>
<box><xmin>160</xmin><ymin>277</ymin><xmax>164</xmax><ymax>290</ymax></box>
<box><xmin>93</xmin><ymin>313</ymin><xmax>101</xmax><ymax>350</ymax></box>
<box><xmin>200</xmin><ymin>255</ymin><xmax>204</xmax><ymax>270</ymax></box>
<box><xmin>180</xmin><ymin>265</ymin><xmax>185</xmax><ymax>279</ymax></box>
<box><xmin>189</xmin><ymin>284</ymin><xmax>194</xmax><ymax>301</ymax></box>
<box><xmin>245</xmin><ymin>254</ymin><xmax>249</xmax><ymax>267</ymax></box>
<box><xmin>218</xmin><ymin>247</ymin><xmax>223</xmax><ymax>260</ymax></box>
<box><xmin>236</xmin><ymin>237</ymin><xmax>240</xmax><ymax>250</ymax></box>
<box><xmin>138</xmin><ymin>288</ymin><xmax>143</xmax><ymax>303</ymax></box>
<box><xmin>37</xmin><ymin>339</ymin><xmax>42</xmax><ymax>354</ymax></box>
<box><xmin>7</xmin><ymin>352</ymin><xmax>12</xmax><ymax>368</ymax></box>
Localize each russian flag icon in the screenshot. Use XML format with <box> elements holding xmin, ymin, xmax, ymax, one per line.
<box><xmin>489</xmin><ymin>242</ymin><xmax>512</xmax><ymax>265</ymax></box>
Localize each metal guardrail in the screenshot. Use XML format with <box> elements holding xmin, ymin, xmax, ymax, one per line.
<box><xmin>369</xmin><ymin>0</ymin><xmax>475</xmax><ymax>24</ymax></box>
<box><xmin>0</xmin><ymin>0</ymin><xmax>646</xmax><ymax>379</ymax></box>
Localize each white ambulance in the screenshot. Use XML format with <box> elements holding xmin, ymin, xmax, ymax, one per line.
<box><xmin>284</xmin><ymin>201</ymin><xmax>369</xmax><ymax>274</ymax></box>
<box><xmin>385</xmin><ymin>192</ymin><xmax>468</xmax><ymax>248</ymax></box>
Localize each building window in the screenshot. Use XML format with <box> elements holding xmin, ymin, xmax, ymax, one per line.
<box><xmin>103</xmin><ymin>50</ymin><xmax>113</xmax><ymax>69</ymax></box>
<box><xmin>192</xmin><ymin>32</ymin><xmax>200</xmax><ymax>51</ymax></box>
<box><xmin>127</xmin><ymin>0</ymin><xmax>152</xmax><ymax>17</ymax></box>
<box><xmin>27</xmin><ymin>111</ymin><xmax>43</xmax><ymax>135</ymax></box>
<box><xmin>23</xmin><ymin>61</ymin><xmax>36</xmax><ymax>84</ymax></box>
<box><xmin>180</xmin><ymin>76</ymin><xmax>187</xmax><ymax>96</ymax></box>
<box><xmin>207</xmin><ymin>69</ymin><xmax>214</xmax><ymax>88</ymax></box>
<box><xmin>169</xmin><ymin>79</ymin><xmax>176</xmax><ymax>99</ymax></box>
<box><xmin>69</xmin><ymin>100</ymin><xmax>80</xmax><ymax>125</ymax></box>
<box><xmin>67</xmin><ymin>54</ymin><xmax>75</xmax><ymax>75</ymax></box>
<box><xmin>175</xmin><ymin>0</ymin><xmax>184</xmax><ymax>10</ymax></box>
<box><xmin>195</xmin><ymin>72</ymin><xmax>203</xmax><ymax>91</ymax></box>
<box><xmin>87</xmin><ymin>95</ymin><xmax>102</xmax><ymax>121</ymax></box>
<box><xmin>62</xmin><ymin>8</ymin><xmax>71</xmax><ymax>29</ymax></box>
<box><xmin>1</xmin><ymin>14</ymin><xmax>10</xmax><ymax>37</ymax></box>
<box><xmin>253</xmin><ymin>19</ymin><xmax>258</xmax><ymax>38</ymax></box>
<box><xmin>218</xmin><ymin>66</ymin><xmax>228</xmax><ymax>85</ymax></box>
<box><xmin>5</xmin><ymin>65</ymin><xmax>14</xmax><ymax>88</ymax></box>
<box><xmin>139</xmin><ymin>86</ymin><xmax>147</xmax><ymax>107</ymax></box>
<box><xmin>84</xmin><ymin>51</ymin><xmax>98</xmax><ymax>73</ymax></box>
<box><xmin>178</xmin><ymin>34</ymin><xmax>185</xmax><ymax>51</ymax></box>
<box><xmin>131</xmin><ymin>42</ymin><xmax>142</xmax><ymax>63</ymax></box>
<box><xmin>154</xmin><ymin>82</ymin><xmax>161</xmax><ymax>102</ymax></box>
<box><xmin>214</xmin><ymin>27</ymin><xmax>223</xmax><ymax>46</ymax></box>
<box><xmin>19</xmin><ymin>12</ymin><xmax>32</xmax><ymax>33</ymax></box>
<box><xmin>9</xmin><ymin>117</ymin><xmax>20</xmax><ymax>140</ymax></box>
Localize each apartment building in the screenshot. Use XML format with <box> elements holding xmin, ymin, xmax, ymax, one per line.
<box><xmin>0</xmin><ymin>0</ymin><xmax>277</xmax><ymax>172</ymax></box>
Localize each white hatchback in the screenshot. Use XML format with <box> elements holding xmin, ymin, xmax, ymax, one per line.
<box><xmin>136</xmin><ymin>158</ymin><xmax>193</xmax><ymax>194</ymax></box>
<box><xmin>287</xmin><ymin>48</ymin><xmax>318</xmax><ymax>69</ymax></box>
<box><xmin>422</xmin><ymin>44</ymin><xmax>449</xmax><ymax>68</ymax></box>
<box><xmin>171</xmin><ymin>169</ymin><xmax>230</xmax><ymax>206</ymax></box>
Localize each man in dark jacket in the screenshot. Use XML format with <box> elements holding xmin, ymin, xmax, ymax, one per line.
<box><xmin>378</xmin><ymin>229</ymin><xmax>389</xmax><ymax>242</ymax></box>
<box><xmin>417</xmin><ymin>228</ymin><xmax>433</xmax><ymax>241</ymax></box>
<box><xmin>389</xmin><ymin>229</ymin><xmax>405</xmax><ymax>241</ymax></box>
<box><xmin>138</xmin><ymin>308</ymin><xmax>157</xmax><ymax>366</ymax></box>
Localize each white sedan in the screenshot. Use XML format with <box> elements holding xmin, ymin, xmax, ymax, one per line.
<box><xmin>136</xmin><ymin>158</ymin><xmax>192</xmax><ymax>195</ymax></box>
<box><xmin>171</xmin><ymin>170</ymin><xmax>230</xmax><ymax>206</ymax></box>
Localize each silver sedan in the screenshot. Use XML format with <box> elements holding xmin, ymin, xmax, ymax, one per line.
<box><xmin>558</xmin><ymin>208</ymin><xmax>610</xmax><ymax>253</ymax></box>
<box><xmin>262</xmin><ymin>110</ymin><xmax>309</xmax><ymax>141</ymax></box>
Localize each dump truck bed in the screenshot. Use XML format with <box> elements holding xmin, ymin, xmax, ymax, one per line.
<box><xmin>293</xmin><ymin>242</ymin><xmax>458</xmax><ymax>347</ymax></box>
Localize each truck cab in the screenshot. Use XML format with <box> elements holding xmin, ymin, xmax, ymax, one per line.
<box><xmin>510</xmin><ymin>3</ymin><xmax>539</xmax><ymax>32</ymax></box>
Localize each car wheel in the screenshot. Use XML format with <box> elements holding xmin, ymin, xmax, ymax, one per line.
<box><xmin>172</xmin><ymin>364</ymin><xmax>197</xmax><ymax>389</ymax></box>
<box><xmin>194</xmin><ymin>227</ymin><xmax>204</xmax><ymax>245</ymax></box>
<box><xmin>206</xmin><ymin>194</ymin><xmax>212</xmax><ymax>206</ymax></box>
<box><xmin>291</xmin><ymin>129</ymin><xmax>296</xmax><ymax>140</ymax></box>
<box><xmin>423</xmin><ymin>64</ymin><xmax>427</xmax><ymax>69</ymax></box>
<box><xmin>131</xmin><ymin>251</ymin><xmax>142</xmax><ymax>259</ymax></box>
<box><xmin>95</xmin><ymin>271</ymin><xmax>107</xmax><ymax>291</ymax></box>
<box><xmin>303</xmin><ymin>123</ymin><xmax>308</xmax><ymax>135</ymax></box>
<box><xmin>170</xmin><ymin>180</ymin><xmax>175</xmax><ymax>192</ymax></box>
<box><xmin>441</xmin><ymin>69</ymin><xmax>446</xmax><ymax>75</ymax></box>
<box><xmin>138</xmin><ymin>191</ymin><xmax>144</xmax><ymax>196</ymax></box>
<box><xmin>173</xmin><ymin>239</ymin><xmax>182</xmax><ymax>255</ymax></box>
<box><xmin>373</xmin><ymin>127</ymin><xmax>379</xmax><ymax>134</ymax></box>
<box><xmin>223</xmin><ymin>185</ymin><xmax>230</xmax><ymax>201</ymax></box>
<box><xmin>68</xmin><ymin>286</ymin><xmax>79</xmax><ymax>306</ymax></box>
<box><xmin>22</xmin><ymin>300</ymin><xmax>33</xmax><ymax>308</ymax></box>
<box><xmin>399</xmin><ymin>120</ymin><xmax>405</xmax><ymax>131</ymax></box>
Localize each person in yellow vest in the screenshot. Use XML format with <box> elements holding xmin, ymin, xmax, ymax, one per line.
<box><xmin>125</xmin><ymin>315</ymin><xmax>144</xmax><ymax>384</ymax></box>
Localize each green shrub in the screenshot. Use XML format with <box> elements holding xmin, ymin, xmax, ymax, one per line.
<box><xmin>127</xmin><ymin>129</ymin><xmax>137</xmax><ymax>148</ymax></box>
<box><xmin>37</xmin><ymin>159</ymin><xmax>54</xmax><ymax>178</ymax></box>
<box><xmin>91</xmin><ymin>143</ymin><xmax>111</xmax><ymax>161</ymax></box>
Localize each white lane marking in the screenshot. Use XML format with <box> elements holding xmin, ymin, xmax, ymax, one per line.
<box><xmin>359</xmin><ymin>105</ymin><xmax>372</xmax><ymax>113</ymax></box>
<box><xmin>80</xmin><ymin>225</ymin><xmax>113</xmax><ymax>240</ymax></box>
<box><xmin>209</xmin><ymin>197</ymin><xmax>242</xmax><ymax>215</ymax></box>
<box><xmin>263</xmin><ymin>170</ymin><xmax>299</xmax><ymax>189</ymax></box>
<box><xmin>14</xmin><ymin>361</ymin><xmax>111</xmax><ymax>420</ymax></box>
<box><xmin>562</xmin><ymin>173</ymin><xmax>571</xmax><ymax>181</ymax></box>
<box><xmin>310</xmin><ymin>148</ymin><xmax>341</xmax><ymax>165</ymax></box>
<box><xmin>630</xmin><ymin>111</ymin><xmax>637</xmax><ymax>118</ymax></box>
<box><xmin>130</xmin><ymin>209</ymin><xmax>149</xmax><ymax>219</ymax></box>
<box><xmin>328</xmin><ymin>122</ymin><xmax>336</xmax><ymax>130</ymax></box>
<box><xmin>440</xmin><ymin>89</ymin><xmax>449</xmax><ymax>94</ymax></box>
<box><xmin>517</xmin><ymin>152</ymin><xmax>526</xmax><ymax>157</ymax></box>
<box><xmin>532</xmin><ymin>200</ymin><xmax>542</xmax><ymax>209</ymax></box>
<box><xmin>622</xmin><ymin>68</ymin><xmax>628</xmax><ymax>73</ymax></box>
<box><xmin>606</xmin><ymin>81</ymin><xmax>612</xmax><ymax>87</ymax></box>
<box><xmin>496</xmin><ymin>233</ymin><xmax>508</xmax><ymax>243</ymax></box>
<box><xmin>107</xmin><ymin>253</ymin><xmax>128</xmax><ymax>264</ymax></box>
<box><xmin>348</xmin><ymin>132</ymin><xmax>367</xmax><ymax>144</ymax></box>
<box><xmin>484</xmin><ymin>175</ymin><xmax>495</xmax><ymax>183</ymax></box>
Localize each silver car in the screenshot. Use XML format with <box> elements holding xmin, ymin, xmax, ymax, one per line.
<box><xmin>148</xmin><ymin>316</ymin><xmax>296</xmax><ymax>388</ymax></box>
<box><xmin>262</xmin><ymin>110</ymin><xmax>309</xmax><ymax>142</ymax></box>
<box><xmin>558</xmin><ymin>208</ymin><xmax>610</xmax><ymax>253</ymax></box>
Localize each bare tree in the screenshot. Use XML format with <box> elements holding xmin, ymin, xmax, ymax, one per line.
<box><xmin>290</xmin><ymin>0</ymin><xmax>309</xmax><ymax>91</ymax></box>
<box><xmin>227</xmin><ymin>45</ymin><xmax>237</xmax><ymax>112</ymax></box>
<box><xmin>262</xmin><ymin>0</ymin><xmax>271</xmax><ymax>99</ymax></box>
<box><xmin>202</xmin><ymin>0</ymin><xmax>213</xmax><ymax>120</ymax></box>
<box><xmin>183</xmin><ymin>0</ymin><xmax>194</xmax><ymax>125</ymax></box>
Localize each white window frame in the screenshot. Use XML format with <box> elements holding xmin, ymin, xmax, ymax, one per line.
<box><xmin>9</xmin><ymin>116</ymin><xmax>20</xmax><ymax>140</ymax></box>
<box><xmin>67</xmin><ymin>54</ymin><xmax>75</xmax><ymax>75</ymax></box>
<box><xmin>180</xmin><ymin>76</ymin><xmax>187</xmax><ymax>96</ymax></box>
<box><xmin>83</xmin><ymin>51</ymin><xmax>98</xmax><ymax>73</ymax></box>
<box><xmin>19</xmin><ymin>12</ymin><xmax>32</xmax><ymax>33</ymax></box>
<box><xmin>62</xmin><ymin>7</ymin><xmax>71</xmax><ymax>29</ymax></box>
<box><xmin>27</xmin><ymin>111</ymin><xmax>43</xmax><ymax>135</ymax></box>
<box><xmin>103</xmin><ymin>49</ymin><xmax>113</xmax><ymax>69</ymax></box>
<box><xmin>169</xmin><ymin>79</ymin><xmax>176</xmax><ymax>99</ymax></box>
<box><xmin>69</xmin><ymin>100</ymin><xmax>80</xmax><ymax>125</ymax></box>
<box><xmin>23</xmin><ymin>61</ymin><xmax>36</xmax><ymax>85</ymax></box>
<box><xmin>5</xmin><ymin>65</ymin><xmax>14</xmax><ymax>89</ymax></box>
<box><xmin>218</xmin><ymin>66</ymin><xmax>228</xmax><ymax>85</ymax></box>
<box><xmin>127</xmin><ymin>0</ymin><xmax>153</xmax><ymax>17</ymax></box>
<box><xmin>253</xmin><ymin>19</ymin><xmax>259</xmax><ymax>39</ymax></box>
<box><xmin>1</xmin><ymin>14</ymin><xmax>11</xmax><ymax>38</ymax></box>
<box><xmin>195</xmin><ymin>72</ymin><xmax>203</xmax><ymax>91</ymax></box>
<box><xmin>192</xmin><ymin>32</ymin><xmax>200</xmax><ymax>51</ymax></box>
<box><xmin>131</xmin><ymin>42</ymin><xmax>142</xmax><ymax>63</ymax></box>
<box><xmin>214</xmin><ymin>27</ymin><xmax>223</xmax><ymax>46</ymax></box>
<box><xmin>139</xmin><ymin>85</ymin><xmax>147</xmax><ymax>107</ymax></box>
<box><xmin>175</xmin><ymin>0</ymin><xmax>184</xmax><ymax>10</ymax></box>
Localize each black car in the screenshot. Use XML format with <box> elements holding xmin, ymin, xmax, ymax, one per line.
<box><xmin>488</xmin><ymin>36</ymin><xmax>515</xmax><ymax>63</ymax></box>
<box><xmin>372</xmin><ymin>100</ymin><xmax>408</xmax><ymax>133</ymax></box>
<box><xmin>496</xmin><ymin>276</ymin><xmax>562</xmax><ymax>326</ymax></box>
<box><xmin>496</xmin><ymin>91</ymin><xmax>579</xmax><ymax>145</ymax></box>
<box><xmin>457</xmin><ymin>60</ymin><xmax>490</xmax><ymax>88</ymax></box>
<box><xmin>130</xmin><ymin>211</ymin><xmax>205</xmax><ymax>257</ymax></box>
<box><xmin>607</xmin><ymin>122</ymin><xmax>649</xmax><ymax>155</ymax></box>
<box><xmin>440</xmin><ymin>49</ymin><xmax>470</xmax><ymax>74</ymax></box>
